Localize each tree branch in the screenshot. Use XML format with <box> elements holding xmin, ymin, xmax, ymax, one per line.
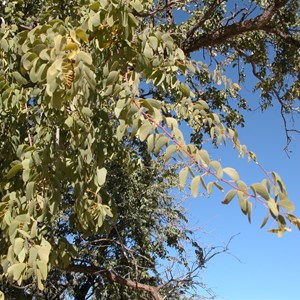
<box><xmin>62</xmin><ymin>265</ymin><xmax>163</xmax><ymax>300</ymax></box>
<box><xmin>187</xmin><ymin>0</ymin><xmax>226</xmax><ymax>37</ymax></box>
<box><xmin>182</xmin><ymin>0</ymin><xmax>289</xmax><ymax>53</ymax></box>
<box><xmin>264</xmin><ymin>27</ymin><xmax>300</xmax><ymax>48</ymax></box>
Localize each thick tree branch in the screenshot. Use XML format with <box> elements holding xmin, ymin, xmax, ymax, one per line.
<box><xmin>62</xmin><ymin>265</ymin><xmax>163</xmax><ymax>300</ymax></box>
<box><xmin>264</xmin><ymin>27</ymin><xmax>300</xmax><ymax>48</ymax></box>
<box><xmin>182</xmin><ymin>0</ymin><xmax>289</xmax><ymax>53</ymax></box>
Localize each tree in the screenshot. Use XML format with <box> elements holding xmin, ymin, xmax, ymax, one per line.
<box><xmin>0</xmin><ymin>0</ymin><xmax>299</xmax><ymax>299</ymax></box>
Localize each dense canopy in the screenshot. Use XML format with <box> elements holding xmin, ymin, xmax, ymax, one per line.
<box><xmin>0</xmin><ymin>0</ymin><xmax>299</xmax><ymax>299</ymax></box>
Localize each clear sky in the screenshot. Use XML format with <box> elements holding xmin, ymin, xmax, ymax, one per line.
<box><xmin>172</xmin><ymin>4</ymin><xmax>300</xmax><ymax>298</ymax></box>
<box><xmin>182</xmin><ymin>87</ymin><xmax>300</xmax><ymax>300</ymax></box>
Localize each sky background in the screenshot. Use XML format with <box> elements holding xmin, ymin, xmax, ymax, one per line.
<box><xmin>184</xmin><ymin>106</ymin><xmax>300</xmax><ymax>300</ymax></box>
<box><xmin>171</xmin><ymin>3</ymin><xmax>300</xmax><ymax>299</ymax></box>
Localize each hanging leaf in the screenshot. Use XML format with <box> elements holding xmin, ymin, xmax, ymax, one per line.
<box><xmin>223</xmin><ymin>167</ymin><xmax>240</xmax><ymax>181</ymax></box>
<box><xmin>222</xmin><ymin>190</ymin><xmax>237</xmax><ymax>204</ymax></box>
<box><xmin>251</xmin><ymin>182</ymin><xmax>270</xmax><ymax>200</ymax></box>
<box><xmin>191</xmin><ymin>176</ymin><xmax>201</xmax><ymax>197</ymax></box>
<box><xmin>179</xmin><ymin>167</ymin><xmax>189</xmax><ymax>189</ymax></box>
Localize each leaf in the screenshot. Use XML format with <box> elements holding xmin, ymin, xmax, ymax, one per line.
<box><xmin>64</xmin><ymin>42</ymin><xmax>79</xmax><ymax>51</ymax></box>
<box><xmin>36</xmin><ymin>260</ymin><xmax>48</xmax><ymax>280</ymax></box>
<box><xmin>154</xmin><ymin>135</ymin><xmax>168</xmax><ymax>155</ymax></box>
<box><xmin>13</xmin><ymin>238</ymin><xmax>24</xmax><ymax>256</ymax></box>
<box><xmin>179</xmin><ymin>82</ymin><xmax>190</xmax><ymax>97</ymax></box>
<box><xmin>191</xmin><ymin>176</ymin><xmax>201</xmax><ymax>197</ymax></box>
<box><xmin>8</xmin><ymin>263</ymin><xmax>26</xmax><ymax>281</ymax></box>
<box><xmin>247</xmin><ymin>201</ymin><xmax>252</xmax><ymax>223</ymax></box>
<box><xmin>237</xmin><ymin>192</ymin><xmax>248</xmax><ymax>215</ymax></box>
<box><xmin>268</xmin><ymin>198</ymin><xmax>279</xmax><ymax>216</ymax></box>
<box><xmin>222</xmin><ymin>190</ymin><xmax>237</xmax><ymax>204</ymax></box>
<box><xmin>36</xmin><ymin>269</ymin><xmax>44</xmax><ymax>290</ymax></box>
<box><xmin>143</xmin><ymin>42</ymin><xmax>153</xmax><ymax>59</ymax></box>
<box><xmin>138</xmin><ymin>120</ymin><xmax>152</xmax><ymax>142</ymax></box>
<box><xmin>223</xmin><ymin>167</ymin><xmax>240</xmax><ymax>181</ymax></box>
<box><xmin>278</xmin><ymin>197</ymin><xmax>295</xmax><ymax>213</ymax></box>
<box><xmin>268</xmin><ymin>229</ymin><xmax>284</xmax><ymax>238</ymax></box>
<box><xmin>179</xmin><ymin>167</ymin><xmax>188</xmax><ymax>189</ymax></box>
<box><xmin>236</xmin><ymin>180</ymin><xmax>247</xmax><ymax>192</ymax></box>
<box><xmin>12</xmin><ymin>71</ymin><xmax>28</xmax><ymax>85</ymax></box>
<box><xmin>106</xmin><ymin>70</ymin><xmax>119</xmax><ymax>86</ymax></box>
<box><xmin>198</xmin><ymin>149</ymin><xmax>210</xmax><ymax>165</ymax></box>
<box><xmin>165</xmin><ymin>144</ymin><xmax>177</xmax><ymax>162</ymax></box>
<box><xmin>272</xmin><ymin>172</ymin><xmax>286</xmax><ymax>193</ymax></box>
<box><xmin>251</xmin><ymin>183</ymin><xmax>270</xmax><ymax>200</ymax></box>
<box><xmin>207</xmin><ymin>181</ymin><xmax>214</xmax><ymax>195</ymax></box>
<box><xmin>210</xmin><ymin>160</ymin><xmax>223</xmax><ymax>179</ymax></box>
<box><xmin>148</xmin><ymin>36</ymin><xmax>158</xmax><ymax>50</ymax></box>
<box><xmin>75</xmin><ymin>28</ymin><xmax>89</xmax><ymax>43</ymax></box>
<box><xmin>96</xmin><ymin>168</ymin><xmax>107</xmax><ymax>186</ymax></box>
<box><xmin>6</xmin><ymin>163</ymin><xmax>23</xmax><ymax>179</ymax></box>
<box><xmin>76</xmin><ymin>51</ymin><xmax>93</xmax><ymax>66</ymax></box>
<box><xmin>260</xmin><ymin>213</ymin><xmax>270</xmax><ymax>228</ymax></box>
<box><xmin>26</xmin><ymin>181</ymin><xmax>35</xmax><ymax>201</ymax></box>
<box><xmin>131</xmin><ymin>0</ymin><xmax>143</xmax><ymax>13</ymax></box>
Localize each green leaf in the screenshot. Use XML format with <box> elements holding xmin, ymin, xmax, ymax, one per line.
<box><xmin>198</xmin><ymin>149</ymin><xmax>210</xmax><ymax>165</ymax></box>
<box><xmin>26</xmin><ymin>181</ymin><xmax>35</xmax><ymax>202</ymax></box>
<box><xmin>13</xmin><ymin>238</ymin><xmax>24</xmax><ymax>256</ymax></box>
<box><xmin>247</xmin><ymin>201</ymin><xmax>252</xmax><ymax>223</ymax></box>
<box><xmin>148</xmin><ymin>36</ymin><xmax>158</xmax><ymax>50</ymax></box>
<box><xmin>36</xmin><ymin>260</ymin><xmax>48</xmax><ymax>280</ymax></box>
<box><xmin>268</xmin><ymin>198</ymin><xmax>279</xmax><ymax>216</ymax></box>
<box><xmin>96</xmin><ymin>168</ymin><xmax>107</xmax><ymax>186</ymax></box>
<box><xmin>222</xmin><ymin>190</ymin><xmax>237</xmax><ymax>204</ymax></box>
<box><xmin>179</xmin><ymin>82</ymin><xmax>190</xmax><ymax>97</ymax></box>
<box><xmin>272</xmin><ymin>172</ymin><xmax>286</xmax><ymax>193</ymax></box>
<box><xmin>8</xmin><ymin>263</ymin><xmax>26</xmax><ymax>281</ymax></box>
<box><xmin>278</xmin><ymin>197</ymin><xmax>295</xmax><ymax>213</ymax></box>
<box><xmin>260</xmin><ymin>213</ymin><xmax>270</xmax><ymax>228</ymax></box>
<box><xmin>223</xmin><ymin>167</ymin><xmax>240</xmax><ymax>181</ymax></box>
<box><xmin>6</xmin><ymin>163</ymin><xmax>23</xmax><ymax>179</ymax></box>
<box><xmin>138</xmin><ymin>120</ymin><xmax>152</xmax><ymax>142</ymax></box>
<box><xmin>75</xmin><ymin>28</ymin><xmax>89</xmax><ymax>43</ymax></box>
<box><xmin>210</xmin><ymin>160</ymin><xmax>223</xmax><ymax>179</ymax></box>
<box><xmin>191</xmin><ymin>176</ymin><xmax>201</xmax><ymax>197</ymax></box>
<box><xmin>106</xmin><ymin>70</ymin><xmax>119</xmax><ymax>86</ymax></box>
<box><xmin>143</xmin><ymin>42</ymin><xmax>153</xmax><ymax>59</ymax></box>
<box><xmin>251</xmin><ymin>183</ymin><xmax>270</xmax><ymax>200</ymax></box>
<box><xmin>12</xmin><ymin>71</ymin><xmax>28</xmax><ymax>85</ymax></box>
<box><xmin>154</xmin><ymin>135</ymin><xmax>168</xmax><ymax>155</ymax></box>
<box><xmin>207</xmin><ymin>181</ymin><xmax>214</xmax><ymax>195</ymax></box>
<box><xmin>165</xmin><ymin>144</ymin><xmax>177</xmax><ymax>162</ymax></box>
<box><xmin>237</xmin><ymin>191</ymin><xmax>248</xmax><ymax>215</ymax></box>
<box><xmin>236</xmin><ymin>180</ymin><xmax>248</xmax><ymax>192</ymax></box>
<box><xmin>131</xmin><ymin>0</ymin><xmax>143</xmax><ymax>13</ymax></box>
<box><xmin>77</xmin><ymin>51</ymin><xmax>93</xmax><ymax>66</ymax></box>
<box><xmin>179</xmin><ymin>167</ymin><xmax>188</xmax><ymax>189</ymax></box>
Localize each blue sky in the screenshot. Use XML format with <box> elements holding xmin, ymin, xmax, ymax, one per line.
<box><xmin>171</xmin><ymin>3</ymin><xmax>300</xmax><ymax>298</ymax></box>
<box><xmin>184</xmin><ymin>99</ymin><xmax>300</xmax><ymax>300</ymax></box>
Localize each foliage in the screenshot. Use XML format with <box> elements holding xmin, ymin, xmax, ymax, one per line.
<box><xmin>0</xmin><ymin>0</ymin><xmax>299</xmax><ymax>299</ymax></box>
